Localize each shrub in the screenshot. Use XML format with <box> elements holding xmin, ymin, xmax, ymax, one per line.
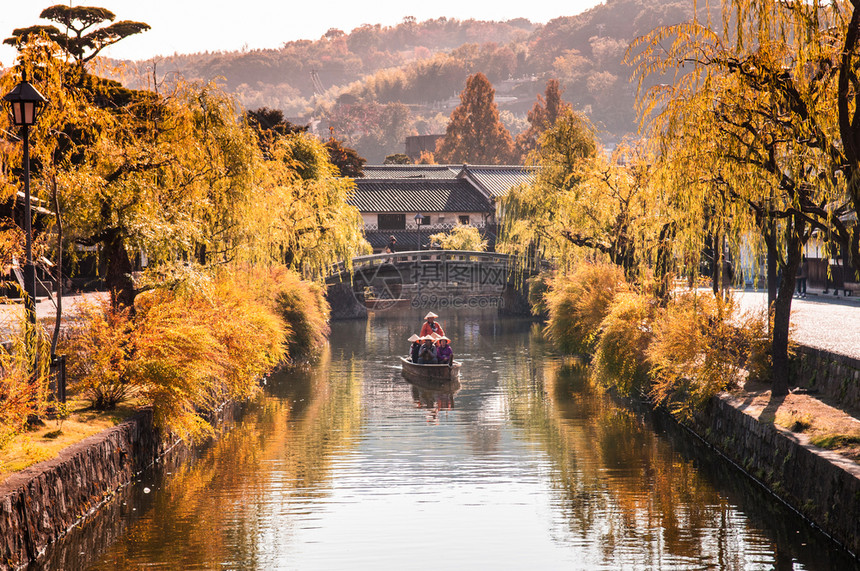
<box><xmin>273</xmin><ymin>275</ymin><xmax>330</xmax><ymax>361</ymax></box>
<box><xmin>591</xmin><ymin>291</ymin><xmax>656</xmax><ymax>395</ymax></box>
<box><xmin>62</xmin><ymin>266</ymin><xmax>294</xmax><ymax>440</ymax></box>
<box><xmin>223</xmin><ymin>265</ymin><xmax>330</xmax><ymax>362</ymax></box>
<box><xmin>0</xmin><ymin>318</ymin><xmax>52</xmax><ymax>452</ymax></box>
<box><xmin>428</xmin><ymin>224</ymin><xmax>488</xmax><ymax>251</ymax></box>
<box><xmin>63</xmin><ymin>299</ymin><xmax>135</xmax><ymax>409</ymax></box>
<box><xmin>544</xmin><ymin>263</ymin><xmax>628</xmax><ymax>355</ymax></box>
<box><xmin>527</xmin><ymin>272</ymin><xmax>552</xmax><ymax>317</ymax></box>
<box><xmin>646</xmin><ymin>293</ymin><xmax>766</xmax><ymax>419</ymax></box>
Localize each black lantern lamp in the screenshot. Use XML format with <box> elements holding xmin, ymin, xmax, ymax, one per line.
<box><xmin>4</xmin><ymin>72</ymin><xmax>48</xmax><ymax>327</ymax></box>
<box><xmin>4</xmin><ymin>74</ymin><xmax>47</xmax><ymax>126</ymax></box>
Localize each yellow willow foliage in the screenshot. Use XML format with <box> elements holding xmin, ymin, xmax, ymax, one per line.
<box><xmin>500</xmin><ymin>113</ymin><xmax>664</xmax><ymax>275</ymax></box>
<box><xmin>629</xmin><ymin>0</ymin><xmax>851</xmax><ymax>272</ymax></box>
<box><xmin>5</xmin><ymin>47</ymin><xmax>366</xmax><ymax>288</ymax></box>
<box><xmin>646</xmin><ymin>292</ymin><xmax>769</xmax><ymax>420</ymax></box>
<box><xmin>248</xmin><ymin>133</ymin><xmax>370</xmax><ymax>276</ymax></box>
<box><xmin>0</xmin><ymin>318</ymin><xmax>52</xmax><ymax>452</ymax></box>
<box><xmin>590</xmin><ymin>291</ymin><xmax>656</xmax><ymax>396</ymax></box>
<box><xmin>230</xmin><ymin>265</ymin><xmax>331</xmax><ymax>361</ymax></box>
<box><xmin>428</xmin><ymin>223</ymin><xmax>487</xmax><ymax>251</ymax></box>
<box><xmin>544</xmin><ymin>263</ymin><xmax>629</xmax><ymax>355</ymax></box>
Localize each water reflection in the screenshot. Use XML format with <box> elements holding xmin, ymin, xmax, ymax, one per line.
<box><xmin>38</xmin><ymin>309</ymin><xmax>860</xmax><ymax>570</ymax></box>
<box><xmin>407</xmin><ymin>379</ymin><xmax>459</xmax><ymax>423</ymax></box>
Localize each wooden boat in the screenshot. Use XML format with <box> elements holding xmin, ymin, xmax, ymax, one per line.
<box><xmin>400</xmin><ymin>356</ymin><xmax>461</xmax><ymax>383</ymax></box>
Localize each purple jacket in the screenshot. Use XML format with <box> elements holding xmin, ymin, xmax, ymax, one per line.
<box><xmin>437</xmin><ymin>345</ymin><xmax>453</xmax><ymax>362</ymax></box>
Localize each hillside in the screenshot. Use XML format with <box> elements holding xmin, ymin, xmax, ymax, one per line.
<box><xmin>112</xmin><ymin>0</ymin><xmax>698</xmax><ymax>161</ymax></box>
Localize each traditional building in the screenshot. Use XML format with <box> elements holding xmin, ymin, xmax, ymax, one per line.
<box><xmin>352</xmin><ymin>165</ymin><xmax>536</xmax><ymax>252</ymax></box>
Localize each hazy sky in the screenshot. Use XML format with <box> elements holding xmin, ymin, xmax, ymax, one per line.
<box><xmin>0</xmin><ymin>0</ymin><xmax>605</xmax><ymax>67</ymax></box>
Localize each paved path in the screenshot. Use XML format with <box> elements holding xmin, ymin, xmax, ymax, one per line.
<box><xmin>0</xmin><ymin>292</ymin><xmax>108</xmax><ymax>337</ymax></box>
<box><xmin>735</xmin><ymin>289</ymin><xmax>860</xmax><ymax>359</ymax></box>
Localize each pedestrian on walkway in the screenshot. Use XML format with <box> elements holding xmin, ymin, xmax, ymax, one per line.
<box><xmin>796</xmin><ymin>255</ymin><xmax>808</xmax><ymax>298</ymax></box>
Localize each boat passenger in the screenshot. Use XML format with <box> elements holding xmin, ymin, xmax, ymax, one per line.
<box><xmin>417</xmin><ymin>336</ymin><xmax>438</xmax><ymax>364</ymax></box>
<box><xmin>408</xmin><ymin>334</ymin><xmax>421</xmax><ymax>363</ymax></box>
<box><xmin>420</xmin><ymin>312</ymin><xmax>445</xmax><ymax>338</ymax></box>
<box><xmin>437</xmin><ymin>336</ymin><xmax>453</xmax><ymax>365</ymax></box>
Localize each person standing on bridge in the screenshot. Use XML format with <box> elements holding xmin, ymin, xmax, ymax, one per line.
<box><xmin>385</xmin><ymin>235</ymin><xmax>397</xmax><ymax>254</ymax></box>
<box><xmin>420</xmin><ymin>312</ymin><xmax>445</xmax><ymax>338</ymax></box>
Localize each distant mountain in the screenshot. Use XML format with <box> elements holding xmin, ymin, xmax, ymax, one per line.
<box><xmin>111</xmin><ymin>0</ymin><xmax>697</xmax><ymax>161</ymax></box>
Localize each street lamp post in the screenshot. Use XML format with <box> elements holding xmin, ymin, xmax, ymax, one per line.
<box><xmin>414</xmin><ymin>213</ymin><xmax>423</xmax><ymax>252</ymax></box>
<box><xmin>4</xmin><ymin>72</ymin><xmax>48</xmax><ymax>328</ymax></box>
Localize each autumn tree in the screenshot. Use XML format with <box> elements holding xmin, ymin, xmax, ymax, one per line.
<box><xmin>254</xmin><ymin>133</ymin><xmax>369</xmax><ymax>274</ymax></box>
<box><xmin>500</xmin><ymin>111</ymin><xmax>659</xmax><ymax>276</ymax></box>
<box><xmin>630</xmin><ymin>0</ymin><xmax>853</xmax><ymax>394</ymax></box>
<box><xmin>514</xmin><ymin>79</ymin><xmax>570</xmax><ymax>161</ymax></box>
<box><xmin>324</xmin><ymin>134</ymin><xmax>366</xmax><ymax>178</ymax></box>
<box><xmin>4</xmin><ymin>5</ymin><xmax>150</xmax><ymax>73</ymax></box>
<box><xmin>436</xmin><ymin>73</ymin><xmax>515</xmax><ymax>164</ymax></box>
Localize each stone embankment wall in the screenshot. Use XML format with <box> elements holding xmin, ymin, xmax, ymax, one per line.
<box><xmin>692</xmin><ymin>394</ymin><xmax>860</xmax><ymax>557</ymax></box>
<box><xmin>0</xmin><ymin>402</ymin><xmax>242</xmax><ymax>570</ymax></box>
<box><xmin>792</xmin><ymin>345</ymin><xmax>860</xmax><ymax>410</ymax></box>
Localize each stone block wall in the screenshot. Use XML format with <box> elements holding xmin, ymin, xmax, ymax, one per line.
<box><xmin>695</xmin><ymin>395</ymin><xmax>860</xmax><ymax>557</ymax></box>
<box><xmin>0</xmin><ymin>400</ymin><xmax>243</xmax><ymax>570</ymax></box>
<box><xmin>792</xmin><ymin>345</ymin><xmax>860</xmax><ymax>410</ymax></box>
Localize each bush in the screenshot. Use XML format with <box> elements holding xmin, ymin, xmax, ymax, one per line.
<box><xmin>544</xmin><ymin>263</ymin><xmax>628</xmax><ymax>355</ymax></box>
<box><xmin>62</xmin><ymin>266</ymin><xmax>297</xmax><ymax>440</ymax></box>
<box><xmin>591</xmin><ymin>292</ymin><xmax>655</xmax><ymax>395</ymax></box>
<box><xmin>527</xmin><ymin>272</ymin><xmax>552</xmax><ymax>317</ymax></box>
<box><xmin>221</xmin><ymin>265</ymin><xmax>330</xmax><ymax>362</ymax></box>
<box><xmin>0</xmin><ymin>319</ymin><xmax>52</xmax><ymax>452</ymax></box>
<box><xmin>646</xmin><ymin>293</ymin><xmax>767</xmax><ymax>419</ymax></box>
<box><xmin>428</xmin><ymin>224</ymin><xmax>488</xmax><ymax>251</ymax></box>
<box><xmin>63</xmin><ymin>299</ymin><xmax>134</xmax><ymax>409</ymax></box>
<box><xmin>273</xmin><ymin>274</ymin><xmax>330</xmax><ymax>361</ymax></box>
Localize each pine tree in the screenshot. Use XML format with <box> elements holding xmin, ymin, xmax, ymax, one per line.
<box><xmin>435</xmin><ymin>73</ymin><xmax>514</xmax><ymax>165</ymax></box>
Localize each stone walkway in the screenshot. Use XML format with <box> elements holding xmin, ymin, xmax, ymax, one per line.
<box><xmin>0</xmin><ymin>292</ymin><xmax>107</xmax><ymax>337</ymax></box>
<box><xmin>735</xmin><ymin>288</ymin><xmax>860</xmax><ymax>359</ymax></box>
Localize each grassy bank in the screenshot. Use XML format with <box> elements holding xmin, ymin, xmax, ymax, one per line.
<box><xmin>0</xmin><ymin>265</ymin><xmax>330</xmax><ymax>478</ymax></box>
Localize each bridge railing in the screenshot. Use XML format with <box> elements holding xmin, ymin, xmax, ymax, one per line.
<box><xmin>326</xmin><ymin>250</ymin><xmax>551</xmax><ymax>281</ymax></box>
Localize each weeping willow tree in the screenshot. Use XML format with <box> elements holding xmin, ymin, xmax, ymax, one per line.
<box><xmin>499</xmin><ymin>109</ymin><xmax>665</xmax><ymax>278</ymax></box>
<box><xmin>630</xmin><ymin>0</ymin><xmax>854</xmax><ymax>394</ymax></box>
<box><xmin>249</xmin><ymin>131</ymin><xmax>369</xmax><ymax>277</ymax></box>
<box><xmin>3</xmin><ymin>37</ymin><xmax>368</xmax><ymax>311</ymax></box>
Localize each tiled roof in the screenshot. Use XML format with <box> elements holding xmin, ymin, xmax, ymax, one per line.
<box><xmin>459</xmin><ymin>166</ymin><xmax>536</xmax><ymax>198</ymax></box>
<box><xmin>362</xmin><ymin>165</ymin><xmax>458</xmax><ymax>179</ymax></box>
<box><xmin>351</xmin><ymin>179</ymin><xmax>492</xmax><ymax>213</ymax></box>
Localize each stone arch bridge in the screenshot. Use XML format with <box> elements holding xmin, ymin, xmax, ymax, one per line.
<box><xmin>325</xmin><ymin>250</ymin><xmax>549</xmax><ymax>319</ymax></box>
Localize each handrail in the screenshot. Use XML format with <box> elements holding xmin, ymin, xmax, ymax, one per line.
<box><xmin>325</xmin><ymin>250</ymin><xmax>551</xmax><ymax>280</ymax></box>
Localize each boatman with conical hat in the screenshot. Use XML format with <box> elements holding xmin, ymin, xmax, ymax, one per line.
<box><xmin>420</xmin><ymin>311</ymin><xmax>445</xmax><ymax>338</ymax></box>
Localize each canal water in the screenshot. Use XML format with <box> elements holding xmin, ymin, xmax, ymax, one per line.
<box><xmin>40</xmin><ymin>310</ymin><xmax>858</xmax><ymax>570</ymax></box>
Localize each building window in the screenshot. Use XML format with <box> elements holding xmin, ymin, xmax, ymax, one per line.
<box><xmin>378</xmin><ymin>213</ymin><xmax>406</xmax><ymax>230</ymax></box>
<box><xmin>420</xmin><ymin>215</ymin><xmax>431</xmax><ymax>226</ymax></box>
<box><xmin>458</xmin><ymin>215</ymin><xmax>470</xmax><ymax>225</ymax></box>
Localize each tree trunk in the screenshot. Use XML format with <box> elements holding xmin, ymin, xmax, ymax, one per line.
<box><xmin>771</xmin><ymin>272</ymin><xmax>794</xmax><ymax>396</ymax></box>
<box><xmin>771</xmin><ymin>221</ymin><xmax>804</xmax><ymax>396</ymax></box>
<box><xmin>766</xmin><ymin>230</ymin><xmax>778</xmax><ymax>310</ymax></box>
<box><xmin>712</xmin><ymin>230</ymin><xmax>722</xmax><ymax>298</ymax></box>
<box><xmin>655</xmin><ymin>222</ymin><xmax>676</xmax><ymax>304</ymax></box>
<box><xmin>104</xmin><ymin>229</ymin><xmax>135</xmax><ymax>311</ymax></box>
